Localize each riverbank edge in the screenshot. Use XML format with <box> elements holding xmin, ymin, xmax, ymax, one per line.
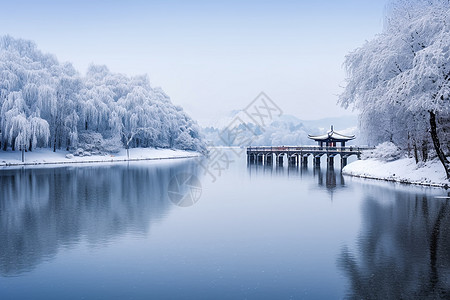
<box><xmin>343</xmin><ymin>172</ymin><xmax>449</xmax><ymax>189</ymax></box>
<box><xmin>342</xmin><ymin>159</ymin><xmax>449</xmax><ymax>189</ymax></box>
<box><xmin>0</xmin><ymin>149</ymin><xmax>203</xmax><ymax>168</ymax></box>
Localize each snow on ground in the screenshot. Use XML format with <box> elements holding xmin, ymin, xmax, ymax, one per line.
<box><xmin>0</xmin><ymin>148</ymin><xmax>201</xmax><ymax>168</ymax></box>
<box><xmin>343</xmin><ymin>157</ymin><xmax>449</xmax><ymax>189</ymax></box>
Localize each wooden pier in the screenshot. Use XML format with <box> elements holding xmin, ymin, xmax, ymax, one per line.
<box><xmin>246</xmin><ymin>146</ymin><xmax>372</xmax><ymax>168</ymax></box>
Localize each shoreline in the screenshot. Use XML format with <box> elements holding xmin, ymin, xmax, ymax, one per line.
<box><xmin>343</xmin><ymin>172</ymin><xmax>449</xmax><ymax>189</ymax></box>
<box><xmin>342</xmin><ymin>158</ymin><xmax>449</xmax><ymax>189</ymax></box>
<box><xmin>0</xmin><ymin>148</ymin><xmax>203</xmax><ymax>169</ymax></box>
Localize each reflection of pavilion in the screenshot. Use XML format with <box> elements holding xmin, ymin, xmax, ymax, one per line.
<box><xmin>247</xmin><ymin>159</ymin><xmax>346</xmax><ymax>196</ymax></box>
<box><xmin>314</xmin><ymin>166</ymin><xmax>345</xmax><ymax>192</ymax></box>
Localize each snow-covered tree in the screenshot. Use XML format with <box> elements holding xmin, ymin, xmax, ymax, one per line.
<box><xmin>0</xmin><ymin>35</ymin><xmax>206</xmax><ymax>155</ymax></box>
<box><xmin>339</xmin><ymin>0</ymin><xmax>450</xmax><ymax>178</ymax></box>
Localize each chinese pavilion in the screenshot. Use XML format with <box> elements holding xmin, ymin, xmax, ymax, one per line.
<box><xmin>308</xmin><ymin>126</ymin><xmax>355</xmax><ymax>147</ymax></box>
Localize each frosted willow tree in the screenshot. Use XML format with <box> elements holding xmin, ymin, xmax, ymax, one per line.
<box><xmin>85</xmin><ymin>65</ymin><xmax>206</xmax><ymax>153</ymax></box>
<box><xmin>0</xmin><ymin>35</ymin><xmax>206</xmax><ymax>155</ymax></box>
<box><xmin>339</xmin><ymin>0</ymin><xmax>450</xmax><ymax>179</ymax></box>
<box><xmin>0</xmin><ymin>36</ymin><xmax>63</xmax><ymax>152</ymax></box>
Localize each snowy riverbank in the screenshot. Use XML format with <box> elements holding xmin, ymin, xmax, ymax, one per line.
<box><xmin>342</xmin><ymin>157</ymin><xmax>449</xmax><ymax>189</ymax></box>
<box><xmin>0</xmin><ymin>148</ymin><xmax>202</xmax><ymax>168</ymax></box>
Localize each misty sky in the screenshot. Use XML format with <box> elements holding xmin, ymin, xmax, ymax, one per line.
<box><xmin>0</xmin><ymin>0</ymin><xmax>387</xmax><ymax>125</ymax></box>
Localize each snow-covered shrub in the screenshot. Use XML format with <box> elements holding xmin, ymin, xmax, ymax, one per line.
<box><xmin>77</xmin><ymin>131</ymin><xmax>103</xmax><ymax>151</ymax></box>
<box><xmin>362</xmin><ymin>142</ymin><xmax>404</xmax><ymax>162</ymax></box>
<box><xmin>76</xmin><ymin>131</ymin><xmax>122</xmax><ymax>154</ymax></box>
<box><xmin>102</xmin><ymin>137</ymin><xmax>122</xmax><ymax>153</ymax></box>
<box><xmin>74</xmin><ymin>148</ymin><xmax>84</xmax><ymax>156</ymax></box>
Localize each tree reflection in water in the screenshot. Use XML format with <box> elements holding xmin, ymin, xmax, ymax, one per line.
<box><xmin>338</xmin><ymin>188</ymin><xmax>450</xmax><ymax>299</ymax></box>
<box><xmin>0</xmin><ymin>160</ymin><xmax>200</xmax><ymax>276</ymax></box>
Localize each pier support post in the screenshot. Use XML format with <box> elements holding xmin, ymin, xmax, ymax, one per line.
<box><xmin>265</xmin><ymin>154</ymin><xmax>273</xmax><ymax>166</ymax></box>
<box><xmin>277</xmin><ymin>155</ymin><xmax>284</xmax><ymax>166</ymax></box>
<box><xmin>314</xmin><ymin>156</ymin><xmax>321</xmax><ymax>167</ymax></box>
<box><xmin>302</xmin><ymin>156</ymin><xmax>308</xmax><ymax>166</ymax></box>
<box><xmin>257</xmin><ymin>155</ymin><xmax>263</xmax><ymax>164</ymax></box>
<box><xmin>288</xmin><ymin>156</ymin><xmax>297</xmax><ymax>166</ymax></box>
<box><xmin>341</xmin><ymin>156</ymin><xmax>348</xmax><ymax>168</ymax></box>
<box><xmin>327</xmin><ymin>156</ymin><xmax>334</xmax><ymax>167</ymax></box>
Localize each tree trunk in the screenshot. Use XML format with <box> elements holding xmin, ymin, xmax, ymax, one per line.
<box><xmin>422</xmin><ymin>139</ymin><xmax>428</xmax><ymax>162</ymax></box>
<box><xmin>429</xmin><ymin>111</ymin><xmax>450</xmax><ymax>179</ymax></box>
<box><xmin>407</xmin><ymin>132</ymin><xmax>411</xmax><ymax>157</ymax></box>
<box><xmin>414</xmin><ymin>142</ymin><xmax>419</xmax><ymax>164</ymax></box>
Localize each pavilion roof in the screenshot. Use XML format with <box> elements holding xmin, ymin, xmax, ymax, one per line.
<box><xmin>308</xmin><ymin>126</ymin><xmax>355</xmax><ymax>142</ymax></box>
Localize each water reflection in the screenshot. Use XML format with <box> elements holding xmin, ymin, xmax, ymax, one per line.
<box><xmin>0</xmin><ymin>160</ymin><xmax>200</xmax><ymax>276</ymax></box>
<box><xmin>247</xmin><ymin>161</ymin><xmax>346</xmax><ymax>193</ymax></box>
<box><xmin>315</xmin><ymin>166</ymin><xmax>345</xmax><ymax>191</ymax></box>
<box><xmin>338</xmin><ymin>187</ymin><xmax>450</xmax><ymax>299</ymax></box>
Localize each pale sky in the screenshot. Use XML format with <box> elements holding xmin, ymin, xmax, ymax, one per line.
<box><xmin>0</xmin><ymin>0</ymin><xmax>387</xmax><ymax>125</ymax></box>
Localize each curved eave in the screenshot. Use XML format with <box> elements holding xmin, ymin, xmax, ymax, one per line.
<box><xmin>307</xmin><ymin>133</ymin><xmax>329</xmax><ymax>140</ymax></box>
<box><xmin>308</xmin><ymin>132</ymin><xmax>355</xmax><ymax>142</ymax></box>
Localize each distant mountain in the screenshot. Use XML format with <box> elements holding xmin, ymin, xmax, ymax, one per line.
<box><xmin>200</xmin><ymin>111</ymin><xmax>359</xmax><ymax>147</ymax></box>
<box><xmin>300</xmin><ymin>115</ymin><xmax>358</xmax><ymax>133</ymax></box>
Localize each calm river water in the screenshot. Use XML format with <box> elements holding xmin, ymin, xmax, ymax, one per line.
<box><xmin>0</xmin><ymin>150</ymin><xmax>449</xmax><ymax>299</ymax></box>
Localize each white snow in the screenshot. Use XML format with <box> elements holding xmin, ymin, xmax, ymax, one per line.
<box><xmin>343</xmin><ymin>157</ymin><xmax>449</xmax><ymax>188</ymax></box>
<box><xmin>339</xmin><ymin>1</ymin><xmax>450</xmax><ymax>155</ymax></box>
<box><xmin>0</xmin><ymin>148</ymin><xmax>201</xmax><ymax>168</ymax></box>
